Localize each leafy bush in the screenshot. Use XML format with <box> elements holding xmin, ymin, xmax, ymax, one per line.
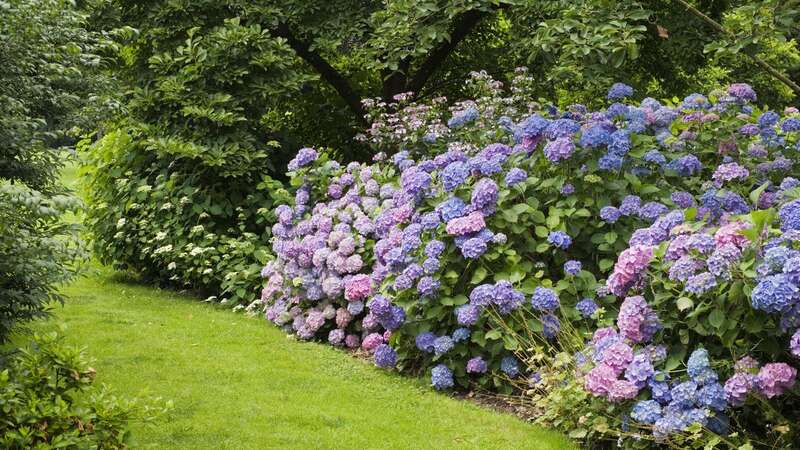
<box><xmin>259</xmin><ymin>71</ymin><xmax>800</xmax><ymax>446</ymax></box>
<box><xmin>82</xmin><ymin>128</ymin><xmax>289</xmax><ymax>307</ymax></box>
<box><xmin>0</xmin><ymin>0</ymin><xmax>110</xmax><ymax>340</ymax></box>
<box><xmin>0</xmin><ymin>332</ymin><xmax>168</xmax><ymax>448</ymax></box>
<box><xmin>0</xmin><ymin>183</ymin><xmax>84</xmax><ymax>341</ymax></box>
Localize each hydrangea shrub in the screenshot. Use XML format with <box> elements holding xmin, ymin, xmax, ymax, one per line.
<box><xmin>260</xmin><ymin>73</ymin><xmax>800</xmax><ymax>446</ymax></box>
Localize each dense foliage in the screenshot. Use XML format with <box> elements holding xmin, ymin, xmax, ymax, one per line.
<box><xmin>0</xmin><ymin>332</ymin><xmax>167</xmax><ymax>448</ymax></box>
<box><xmin>259</xmin><ymin>74</ymin><xmax>800</xmax><ymax>447</ymax></box>
<box><xmin>83</xmin><ymin>0</ymin><xmax>800</xmax><ymax>311</ymax></box>
<box><xmin>0</xmin><ymin>0</ymin><xmax>112</xmax><ymax>340</ymax></box>
<box><xmin>82</xmin><ymin>129</ymin><xmax>289</xmax><ymax>306</ymax></box>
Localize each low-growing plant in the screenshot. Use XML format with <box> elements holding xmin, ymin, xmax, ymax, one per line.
<box><xmin>0</xmin><ymin>332</ymin><xmax>169</xmax><ymax>449</ymax></box>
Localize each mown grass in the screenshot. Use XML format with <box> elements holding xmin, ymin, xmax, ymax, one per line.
<box><xmin>35</xmin><ymin>159</ymin><xmax>574</xmax><ymax>449</ymax></box>
<box><xmin>31</xmin><ymin>268</ymin><xmax>575</xmax><ymax>449</ymax></box>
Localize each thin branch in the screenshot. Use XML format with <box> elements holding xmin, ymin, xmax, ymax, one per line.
<box><xmin>407</xmin><ymin>7</ymin><xmax>499</xmax><ymax>97</ymax></box>
<box><xmin>271</xmin><ymin>23</ymin><xmax>368</xmax><ymax>125</ymax></box>
<box><xmin>672</xmin><ymin>0</ymin><xmax>800</xmax><ymax>96</ymax></box>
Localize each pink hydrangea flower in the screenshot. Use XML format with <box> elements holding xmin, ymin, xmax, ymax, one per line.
<box><xmin>607</xmin><ymin>380</ymin><xmax>640</xmax><ymax>402</ymax></box>
<box><xmin>335</xmin><ymin>308</ymin><xmax>352</xmax><ymax>328</ymax></box>
<box><xmin>756</xmin><ymin>363</ymin><xmax>797</xmax><ymax>398</ymax></box>
<box><xmin>344</xmin><ymin>274</ymin><xmax>372</xmax><ymax>301</ymax></box>
<box><xmin>445</xmin><ymin>211</ymin><xmax>486</xmax><ymax>236</ymax></box>
<box><xmin>714</xmin><ymin>221</ymin><xmax>751</xmax><ymax>249</ymax></box>
<box><xmin>617</xmin><ymin>296</ymin><xmax>660</xmax><ymax>344</ymax></box>
<box><xmin>724</xmin><ymin>372</ymin><xmax>755</xmax><ymax>406</ymax></box>
<box><xmin>345</xmin><ymin>334</ymin><xmax>361</xmax><ymax>349</ymax></box>
<box><xmin>361</xmin><ymin>333</ymin><xmax>384</xmax><ymax>352</ymax></box>
<box><xmin>592</xmin><ymin>327</ymin><xmax>618</xmax><ymax>345</ymax></box>
<box><xmin>607</xmin><ymin>245</ymin><xmax>654</xmax><ymax>297</ymax></box>
<box><xmin>602</xmin><ymin>341</ymin><xmax>634</xmax><ymax>375</ymax></box>
<box><xmin>585</xmin><ymin>364</ymin><xmax>617</xmax><ymax>396</ymax></box>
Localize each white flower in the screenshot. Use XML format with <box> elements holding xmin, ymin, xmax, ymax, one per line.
<box><xmin>202</xmin><ymin>268</ymin><xmax>213</xmax><ymax>274</ymax></box>
<box><xmin>155</xmin><ymin>231</ymin><xmax>167</xmax><ymax>241</ymax></box>
<box><xmin>116</xmin><ymin>218</ymin><xmax>127</xmax><ymax>228</ymax></box>
<box><xmin>160</xmin><ymin>202</ymin><xmax>173</xmax><ymax>210</ymax></box>
<box><xmin>153</xmin><ymin>244</ymin><xmax>173</xmax><ymax>255</ymax></box>
<box><xmin>167</xmin><ymin>262</ymin><xmax>177</xmax><ymax>270</ymax></box>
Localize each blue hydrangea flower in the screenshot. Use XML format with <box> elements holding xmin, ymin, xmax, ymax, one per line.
<box><xmin>631</xmin><ymin>400</ymin><xmax>662</xmax><ymax>425</ymax></box>
<box><xmin>781</xmin><ymin>118</ymin><xmax>800</xmax><ymax>132</ymax></box>
<box><xmin>643</xmin><ymin>150</ymin><xmax>667</xmax><ymax>165</ymax></box>
<box><xmin>505</xmin><ymin>168</ymin><xmax>527</xmax><ymax>186</ymax></box>
<box><xmin>441</xmin><ymin>161</ymin><xmax>469</xmax><ymax>191</ymax></box>
<box><xmin>670</xmin><ymin>381</ymin><xmax>699</xmax><ymax>407</ymax></box>
<box><xmin>460</xmin><ymin>237</ymin><xmax>487</xmax><ymax>259</ymax></box>
<box><xmin>448</xmin><ymin>107</ymin><xmax>479</xmax><ymax>129</ymax></box>
<box><xmin>452</xmin><ymin>328</ymin><xmax>470</xmax><ymax>342</ymax></box>
<box><xmin>455</xmin><ymin>304</ymin><xmax>480</xmax><ymax>326</ymax></box>
<box><xmin>598</xmin><ymin>152</ymin><xmax>623</xmax><ymax>171</ymax></box>
<box><xmin>501</xmin><ymin>356</ymin><xmax>520</xmax><ymax>377</ymax></box>
<box><xmin>545</xmin><ymin>118</ymin><xmax>581</xmax><ymax>139</ymax></box>
<box><xmin>751</xmin><ymin>274</ymin><xmax>799</xmax><ymax>313</ymax></box>
<box><xmin>416</xmin><ymin>332</ymin><xmax>437</xmax><ymax>353</ymax></box>
<box><xmin>579</xmin><ymin>124</ymin><xmax>613</xmax><ymax>148</ymax></box>
<box><xmin>779</xmin><ymin>199</ymin><xmax>800</xmax><ymax>232</ymax></box>
<box><xmin>687</xmin><ymin>348</ymin><xmax>710</xmax><ymax>379</ymax></box>
<box><xmin>758</xmin><ymin>111</ymin><xmax>780</xmax><ymax>128</ymax></box>
<box><xmin>607</xmin><ymin>83</ymin><xmax>634</xmax><ymax>100</ymax></box>
<box><xmin>417</xmin><ymin>276</ymin><xmax>440</xmax><ymax>298</ymax></box>
<box><xmin>542</xmin><ymin>314</ymin><xmax>560</xmax><ymax>339</ymax></box>
<box><xmin>436</xmin><ymin>196</ymin><xmax>467</xmax><ymax>222</ymax></box>
<box><xmin>575</xmin><ymin>298</ymin><xmax>598</xmax><ymax>317</ymax></box>
<box><xmin>431</xmin><ymin>364</ymin><xmax>454</xmax><ymax>390</ymax></box>
<box><xmin>698</xmin><ymin>383</ymin><xmax>727</xmax><ymax>411</ymax></box>
<box><xmin>425</xmin><ymin>240</ymin><xmax>445</xmax><ymax>258</ymax></box>
<box><xmin>531</xmin><ymin>287</ymin><xmax>560</xmax><ymax>311</ymax></box>
<box><xmin>667</xmin><ymin>155</ymin><xmax>701</xmax><ymax>176</ymax></box>
<box><xmin>548</xmin><ymin>231</ymin><xmax>572</xmax><ymax>249</ymax></box>
<box><xmin>564</xmin><ymin>260</ymin><xmax>582</xmax><ymax>276</ymax></box>
<box><xmin>600</xmin><ymin>206</ymin><xmax>621</xmax><ymax>223</ymax></box>
<box><xmin>433</xmin><ymin>336</ymin><xmax>454</xmax><ymax>356</ymax></box>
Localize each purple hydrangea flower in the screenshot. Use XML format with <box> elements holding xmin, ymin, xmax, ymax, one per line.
<box><xmin>374</xmin><ymin>344</ymin><xmax>397</xmax><ymax>368</ymax></box>
<box><xmin>288</xmin><ymin>147</ymin><xmax>318</xmax><ymax>170</ymax></box>
<box><xmin>531</xmin><ymin>287</ymin><xmax>560</xmax><ymax>312</ymax></box>
<box><xmin>600</xmin><ymin>206</ymin><xmax>621</xmax><ymax>223</ymax></box>
<box><xmin>466</xmin><ymin>356</ymin><xmax>488</xmax><ymax>374</ymax></box>
<box><xmin>505</xmin><ymin>168</ymin><xmax>527</xmax><ymax>186</ymax></box>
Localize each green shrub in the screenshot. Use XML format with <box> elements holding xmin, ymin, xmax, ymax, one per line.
<box><xmin>0</xmin><ymin>183</ymin><xmax>84</xmax><ymax>341</ymax></box>
<box><xmin>82</xmin><ymin>128</ymin><xmax>289</xmax><ymax>306</ymax></box>
<box><xmin>0</xmin><ymin>332</ymin><xmax>168</xmax><ymax>449</ymax></box>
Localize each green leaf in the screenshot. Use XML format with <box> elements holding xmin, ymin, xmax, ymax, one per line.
<box><xmin>749</xmin><ymin>181</ymin><xmax>770</xmax><ymax>206</ymax></box>
<box><xmin>604</xmin><ymin>232</ymin><xmax>617</xmax><ymax>244</ymax></box>
<box><xmin>471</xmin><ymin>267</ymin><xmax>488</xmax><ymax>284</ymax></box>
<box><xmin>485</xmin><ymin>329</ymin><xmax>502</xmax><ymax>340</ymax></box>
<box><xmin>677</xmin><ymin>297</ymin><xmax>693</xmax><ymax>311</ymax></box>
<box><xmin>708</xmin><ymin>309</ymin><xmax>725</xmax><ymax>329</ymax></box>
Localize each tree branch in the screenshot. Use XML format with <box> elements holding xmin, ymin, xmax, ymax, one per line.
<box><xmin>271</xmin><ymin>23</ymin><xmax>368</xmax><ymax>125</ymax></box>
<box><xmin>672</xmin><ymin>0</ymin><xmax>800</xmax><ymax>96</ymax></box>
<box><xmin>406</xmin><ymin>7</ymin><xmax>497</xmax><ymax>97</ymax></box>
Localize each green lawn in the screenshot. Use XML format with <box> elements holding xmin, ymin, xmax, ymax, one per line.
<box><xmin>35</xmin><ymin>267</ymin><xmax>574</xmax><ymax>449</ymax></box>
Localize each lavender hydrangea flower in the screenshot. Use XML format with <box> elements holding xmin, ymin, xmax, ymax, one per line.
<box><xmin>466</xmin><ymin>356</ymin><xmax>488</xmax><ymax>374</ymax></box>
<box><xmin>684</xmin><ymin>272</ymin><xmax>717</xmax><ymax>294</ymax></box>
<box><xmin>433</xmin><ymin>336</ymin><xmax>454</xmax><ymax>356</ymax></box>
<box><xmin>543</xmin><ymin>137</ymin><xmax>575</xmax><ymax>162</ymax></box>
<box><xmin>728</xmin><ymin>83</ymin><xmax>756</xmax><ymax>102</ymax></box>
<box><xmin>416</xmin><ymin>332</ymin><xmax>437</xmax><ymax>353</ymax></box>
<box><xmin>600</xmin><ymin>206</ymin><xmax>621</xmax><ymax>223</ymax></box>
<box><xmin>456</xmin><ymin>304</ymin><xmax>480</xmax><ymax>326</ymax></box>
<box><xmin>287</xmin><ymin>147</ymin><xmax>318</xmax><ymax>170</ymax></box>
